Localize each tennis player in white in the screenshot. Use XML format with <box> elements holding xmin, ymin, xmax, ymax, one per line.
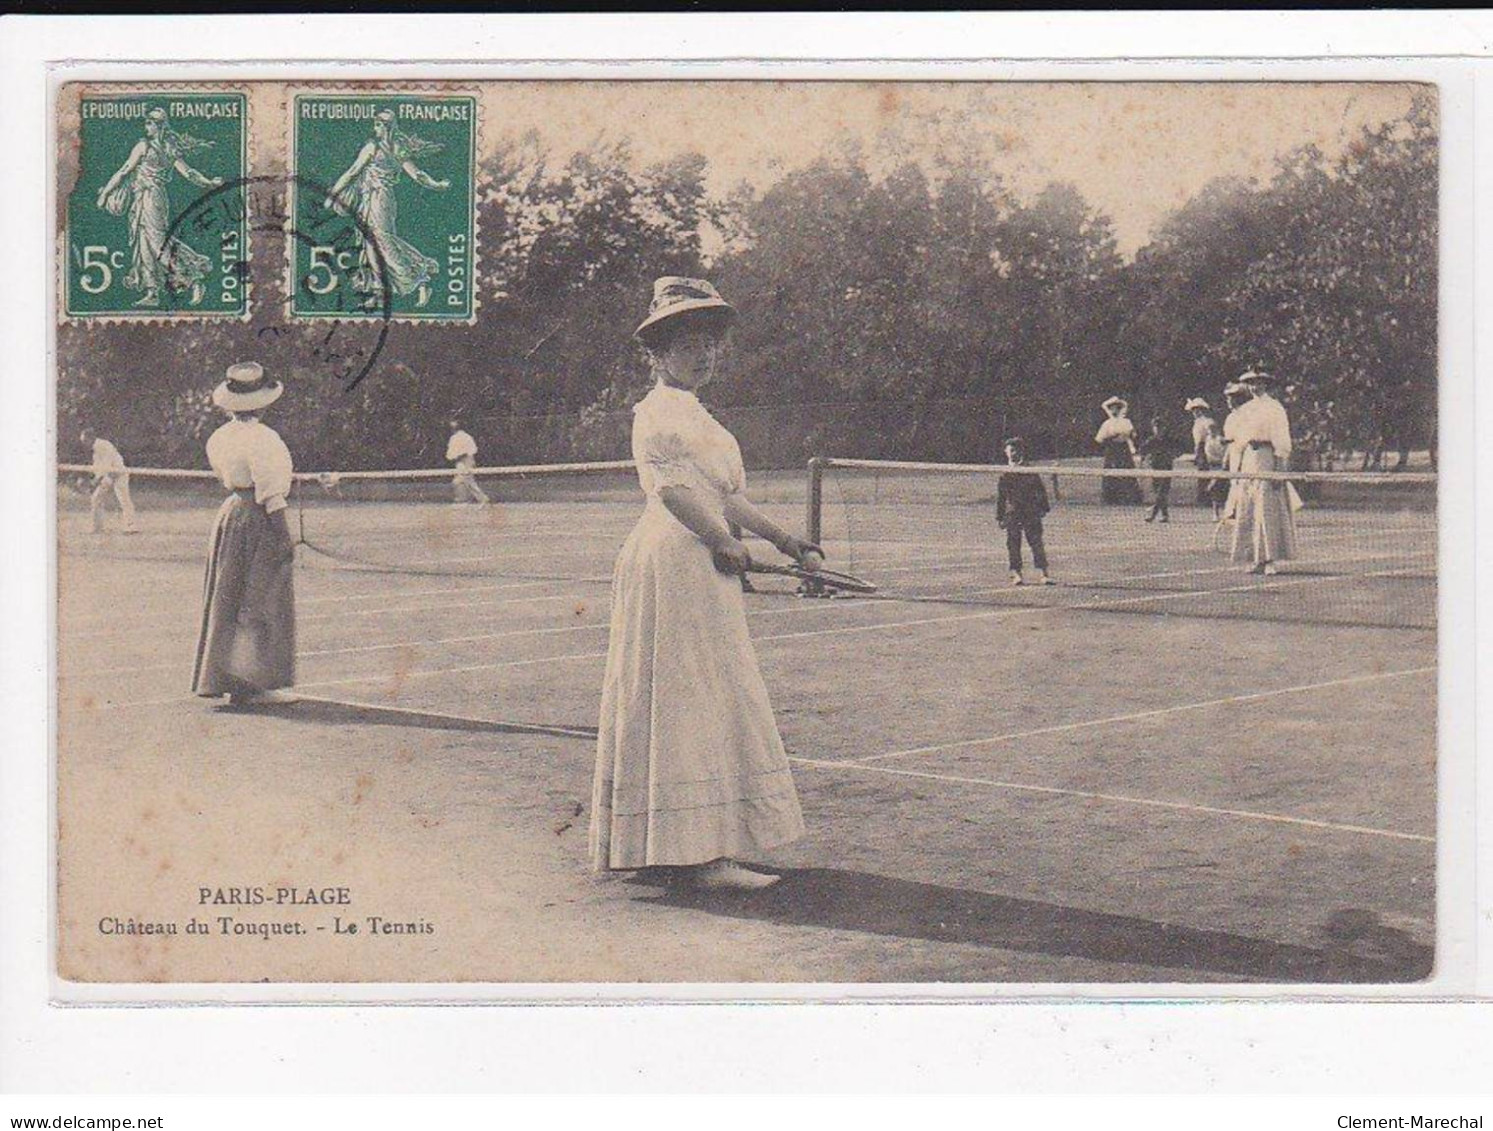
<box><xmin>445</xmin><ymin>418</ymin><xmax>489</xmax><ymax>505</ymax></box>
<box><xmin>1185</xmin><ymin>397</ymin><xmax>1216</xmax><ymax>508</ymax></box>
<box><xmin>82</xmin><ymin>429</ymin><xmax>138</xmax><ymax>534</ymax></box>
<box><xmin>590</xmin><ymin>277</ymin><xmax>822</xmax><ymax>892</ymax></box>
<box><xmin>1228</xmin><ymin>369</ymin><xmax>1298</xmax><ymax>575</ymax></box>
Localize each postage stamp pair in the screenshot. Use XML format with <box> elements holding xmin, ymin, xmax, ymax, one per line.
<box><xmin>63</xmin><ymin>89</ymin><xmax>478</xmax><ymax>322</ymax></box>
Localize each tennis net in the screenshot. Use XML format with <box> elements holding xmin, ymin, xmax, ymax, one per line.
<box><xmin>807</xmin><ymin>457</ymin><xmax>1436</xmax><ymax>630</ymax></box>
<box><xmin>56</xmin><ymin>460</ymin><xmax>812</xmax><ymax>589</ymax></box>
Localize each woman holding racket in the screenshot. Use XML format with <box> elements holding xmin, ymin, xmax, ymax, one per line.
<box><xmin>590</xmin><ymin>277</ymin><xmax>821</xmax><ymax>891</ymax></box>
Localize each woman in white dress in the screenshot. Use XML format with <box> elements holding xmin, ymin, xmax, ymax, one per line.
<box><xmin>191</xmin><ymin>363</ymin><xmax>298</xmax><ymax>706</ymax></box>
<box><xmin>1218</xmin><ymin>381</ymin><xmax>1251</xmax><ymax>525</ymax></box>
<box><xmin>1185</xmin><ymin>397</ymin><xmax>1217</xmax><ymax>508</ymax></box>
<box><xmin>1228</xmin><ymin>369</ymin><xmax>1298</xmax><ymax>575</ymax></box>
<box><xmin>590</xmin><ymin>277</ymin><xmax>822</xmax><ymax>892</ymax></box>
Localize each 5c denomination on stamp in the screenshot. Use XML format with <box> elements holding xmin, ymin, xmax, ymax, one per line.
<box><xmin>289</xmin><ymin>91</ymin><xmax>478</xmax><ymax>323</ymax></box>
<box><xmin>64</xmin><ymin>89</ymin><xmax>249</xmax><ymax>320</ymax></box>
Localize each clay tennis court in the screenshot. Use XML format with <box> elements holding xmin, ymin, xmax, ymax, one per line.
<box><xmin>55</xmin><ymin>464</ymin><xmax>1436</xmax><ymax>984</ymax></box>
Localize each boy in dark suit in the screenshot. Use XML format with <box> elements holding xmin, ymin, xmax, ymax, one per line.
<box><xmin>1139</xmin><ymin>414</ymin><xmax>1177</xmax><ymax>523</ymax></box>
<box><xmin>996</xmin><ymin>437</ymin><xmax>1054</xmax><ymax>586</ymax></box>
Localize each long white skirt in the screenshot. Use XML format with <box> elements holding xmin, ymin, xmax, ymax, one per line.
<box><xmin>1230</xmin><ymin>444</ymin><xmax>1299</xmax><ymax>564</ymax></box>
<box><xmin>590</xmin><ymin>500</ymin><xmax>806</xmax><ymax>870</ymax></box>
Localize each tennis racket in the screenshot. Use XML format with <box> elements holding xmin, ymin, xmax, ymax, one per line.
<box><xmin>742</xmin><ymin>560</ymin><xmax>879</xmax><ymax>595</ymax></box>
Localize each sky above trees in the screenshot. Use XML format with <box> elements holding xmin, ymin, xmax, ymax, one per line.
<box><xmin>466</xmin><ymin>82</ymin><xmax>1424</xmax><ymax>256</ymax></box>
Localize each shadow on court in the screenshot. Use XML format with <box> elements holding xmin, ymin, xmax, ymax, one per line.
<box><xmin>229</xmin><ymin>696</ymin><xmax>599</xmax><ymax>740</ymax></box>
<box><xmin>648</xmin><ymin>867</ymin><xmax>1432</xmax><ymax>983</ymax></box>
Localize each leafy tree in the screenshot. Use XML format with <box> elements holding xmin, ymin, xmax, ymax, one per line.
<box><xmin>1212</xmin><ymin>92</ymin><xmax>1437</xmax><ymax>460</ymax></box>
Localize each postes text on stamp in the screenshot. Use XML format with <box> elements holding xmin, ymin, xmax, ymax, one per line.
<box><xmin>289</xmin><ymin>92</ymin><xmax>477</xmax><ymax>323</ymax></box>
<box><xmin>64</xmin><ymin>90</ymin><xmax>249</xmax><ymax>320</ymax></box>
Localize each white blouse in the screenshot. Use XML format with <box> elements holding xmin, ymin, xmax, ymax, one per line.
<box><xmin>1231</xmin><ymin>394</ymin><xmax>1293</xmax><ymax>458</ymax></box>
<box><xmin>91</xmin><ymin>438</ymin><xmax>126</xmax><ymax>475</ymax></box>
<box><xmin>1222</xmin><ymin>408</ymin><xmax>1245</xmax><ymax>471</ymax></box>
<box><xmin>446</xmin><ymin>430</ymin><xmax>478</xmax><ymax>462</ymax></box>
<box><xmin>1095</xmin><ymin>416</ymin><xmax>1136</xmax><ymax>445</ymax></box>
<box><xmin>205</xmin><ymin>418</ymin><xmax>295</xmax><ymax>513</ymax></box>
<box><xmin>631</xmin><ymin>382</ymin><xmax>745</xmax><ymax>504</ymax></box>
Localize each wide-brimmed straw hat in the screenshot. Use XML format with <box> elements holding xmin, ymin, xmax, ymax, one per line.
<box><xmin>1101</xmin><ymin>396</ymin><xmax>1128</xmax><ymax>413</ymax></box>
<box><xmin>212</xmin><ymin>362</ymin><xmax>283</xmax><ymax>412</ymax></box>
<box><xmin>1184</xmin><ymin>397</ymin><xmax>1211</xmax><ymax>412</ymax></box>
<box><xmin>1239</xmin><ymin>369</ymin><xmax>1279</xmax><ymax>388</ymax></box>
<box><xmin>634</xmin><ymin>276</ymin><xmax>735</xmax><ymax>346</ymax></box>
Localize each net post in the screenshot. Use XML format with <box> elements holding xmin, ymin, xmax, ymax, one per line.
<box><xmin>806</xmin><ymin>456</ymin><xmax>824</xmax><ymax>546</ymax></box>
<box><xmin>803</xmin><ymin>457</ymin><xmax>827</xmax><ymax>598</ymax></box>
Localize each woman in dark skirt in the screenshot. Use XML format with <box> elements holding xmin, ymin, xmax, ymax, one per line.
<box><xmin>191</xmin><ymin>362</ymin><xmax>298</xmax><ymax>706</ymax></box>
<box><xmin>1094</xmin><ymin>395</ymin><xmax>1142</xmax><ymax>505</ymax></box>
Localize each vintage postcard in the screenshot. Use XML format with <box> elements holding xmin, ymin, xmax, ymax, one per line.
<box><xmin>54</xmin><ymin>78</ymin><xmax>1440</xmax><ymax>991</ymax></box>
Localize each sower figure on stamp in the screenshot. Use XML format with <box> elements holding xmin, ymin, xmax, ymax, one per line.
<box><xmin>445</xmin><ymin>418</ymin><xmax>489</xmax><ymax>505</ymax></box>
<box><xmin>323</xmin><ymin>109</ymin><xmax>450</xmax><ymax>310</ymax></box>
<box><xmin>1228</xmin><ymin>369</ymin><xmax>1299</xmax><ymax>576</ymax></box>
<box><xmin>591</xmin><ymin>277</ymin><xmax>822</xmax><ymax>892</ymax></box>
<box><xmin>94</xmin><ymin>108</ymin><xmax>222</xmax><ymax>308</ymax></box>
<box><xmin>191</xmin><ymin>363</ymin><xmax>298</xmax><ymax>707</ymax></box>
<box><xmin>81</xmin><ymin>428</ymin><xmax>137</xmax><ymax>534</ymax></box>
<box><xmin>996</xmin><ymin>437</ymin><xmax>1053</xmax><ymax>587</ymax></box>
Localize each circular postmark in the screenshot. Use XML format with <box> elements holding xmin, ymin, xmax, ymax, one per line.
<box><xmin>165</xmin><ymin>173</ymin><xmax>391</xmax><ymax>390</ymax></box>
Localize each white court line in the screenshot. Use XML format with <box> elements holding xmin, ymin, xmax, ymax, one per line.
<box><xmin>293</xmin><ymin>570</ymin><xmax>614</xmax><ymax>605</ymax></box>
<box><xmin>65</xmin><ymin>593</ymin><xmax>888</xmax><ymax>678</ymax></box>
<box><xmin>836</xmin><ymin>523</ymin><xmax>1430</xmax><ymax>577</ymax></box>
<box><xmin>759</xmin><ymin>565</ymin><xmax>1419</xmax><ymax>643</ymax></box>
<box><xmin>306</xmin><ymin>542</ymin><xmax>621</xmax><ymax>570</ymax></box>
<box><xmin>788</xmin><ymin>757</ymin><xmax>1434</xmax><ymax>844</ymax></box>
<box><xmin>871</xmin><ymin>546</ymin><xmax>1435</xmax><ymax>606</ymax></box>
<box><xmin>72</xmin><ymin>567</ymin><xmax>1422</xmax><ymax>706</ymax></box>
<box><xmin>856</xmin><ymin>666</ymin><xmax>1436</xmax><ymax>763</ymax></box>
<box><xmin>74</xmin><ymin>565</ymin><xmax>1426</xmax><ymax>711</ymax></box>
<box><xmin>66</xmin><ymin>576</ymin><xmax>615</xmax><ymax>639</ymax></box>
<box><xmin>67</xmin><ymin>621</ymin><xmax>613</xmax><ymax>678</ymax></box>
<box><xmin>73</xmin><ymin>648</ymin><xmax>616</xmax><ymax>713</ymax></box>
<box><xmin>65</xmin><ymin>573</ymin><xmax>606</xmax><ymax>632</ymax></box>
<box><xmin>62</xmin><ymin>513</ymin><xmax>1428</xmax><ymax>633</ymax></box>
<box><xmin>72</xmin><ymin>527</ymin><xmax>1426</xmax><ymax>640</ymax></box>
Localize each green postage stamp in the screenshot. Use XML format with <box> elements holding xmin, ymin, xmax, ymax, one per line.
<box><xmin>63</xmin><ymin>90</ymin><xmax>249</xmax><ymax>320</ymax></box>
<box><xmin>289</xmin><ymin>92</ymin><xmax>478</xmax><ymax>322</ymax></box>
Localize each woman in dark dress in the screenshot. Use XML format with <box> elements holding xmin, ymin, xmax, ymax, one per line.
<box><xmin>1094</xmin><ymin>395</ymin><xmax>1142</xmax><ymax>505</ymax></box>
<box><xmin>191</xmin><ymin>362</ymin><xmax>298</xmax><ymax>706</ymax></box>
